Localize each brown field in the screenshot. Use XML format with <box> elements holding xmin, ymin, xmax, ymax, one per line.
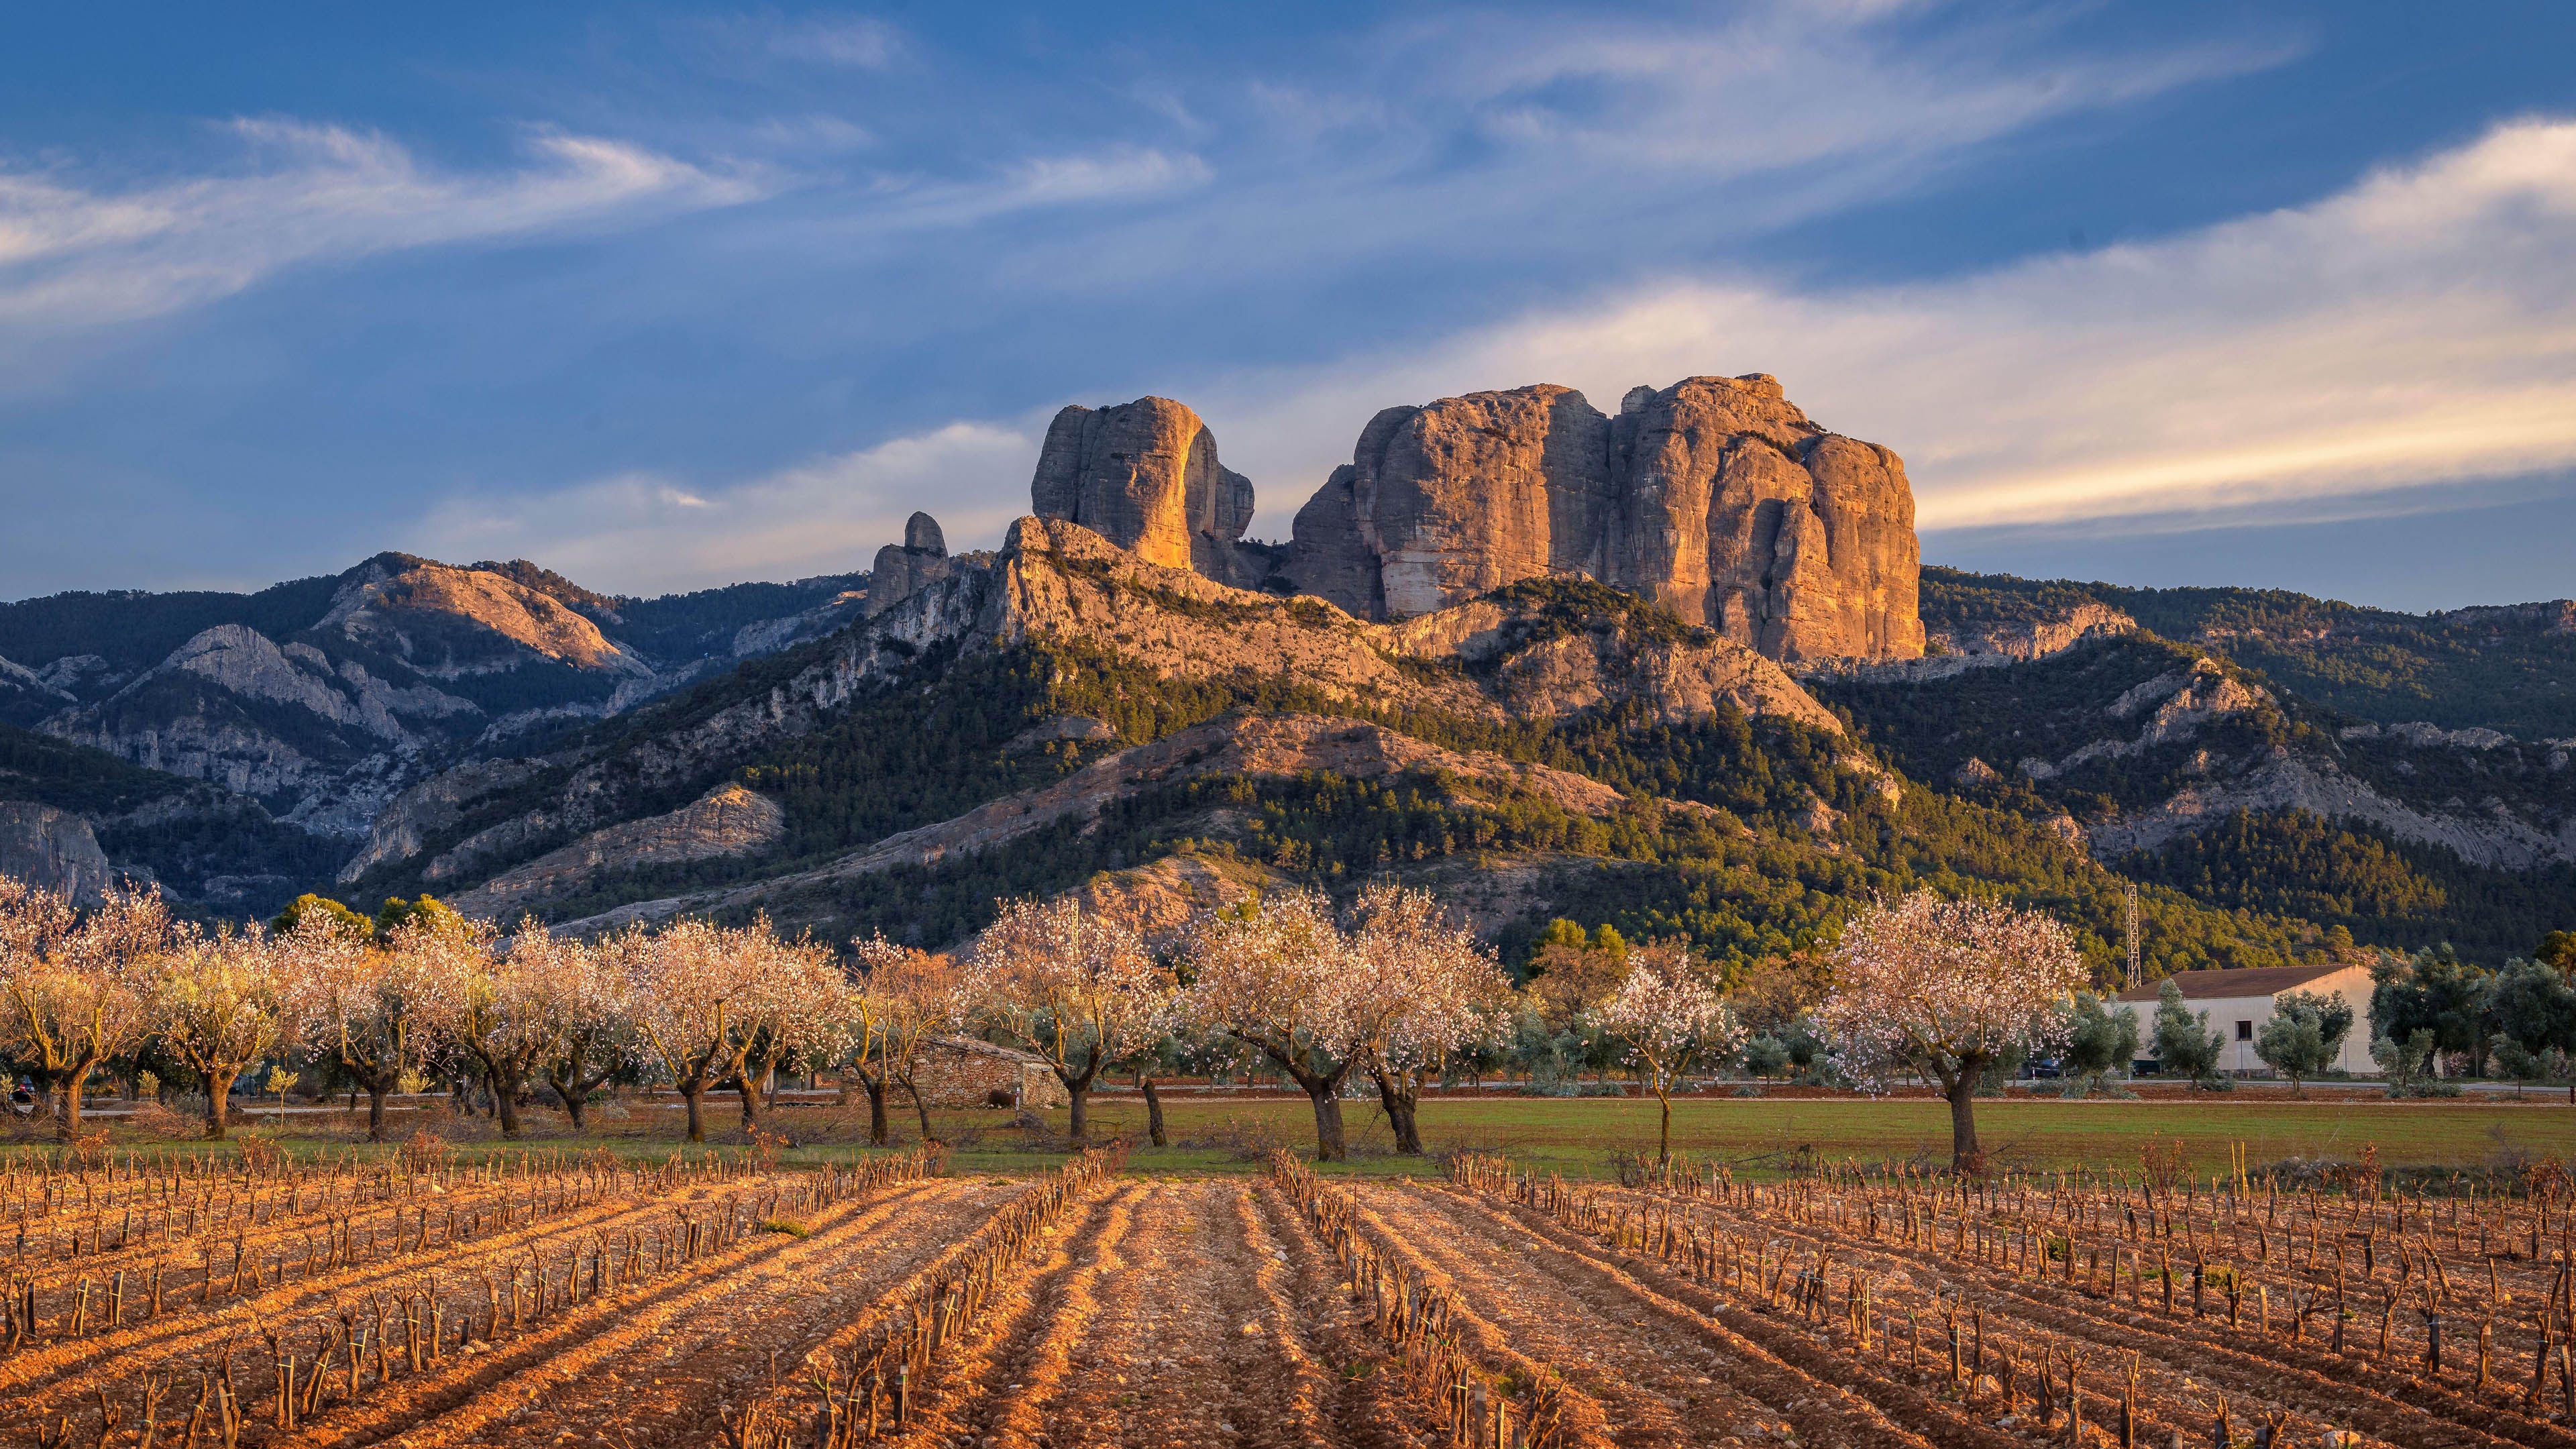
<box><xmin>7</xmin><ymin>1140</ymin><xmax>2576</xmax><ymax>1448</ymax></box>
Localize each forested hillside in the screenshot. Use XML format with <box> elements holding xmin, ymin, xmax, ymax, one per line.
<box><xmin>1921</xmin><ymin>566</ymin><xmax>2576</xmax><ymax>736</ymax></box>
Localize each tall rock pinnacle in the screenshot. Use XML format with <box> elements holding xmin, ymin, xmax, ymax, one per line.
<box><xmin>1029</xmin><ymin>397</ymin><xmax>1259</xmax><ymax>582</ymax></box>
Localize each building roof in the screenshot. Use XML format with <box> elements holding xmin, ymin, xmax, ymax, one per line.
<box><xmin>2114</xmin><ymin>962</ymin><xmax>2361</xmax><ymax>1004</ymax></box>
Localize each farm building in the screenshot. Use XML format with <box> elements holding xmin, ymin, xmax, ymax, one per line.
<box><xmin>2115</xmin><ymin>961</ymin><xmax>2379</xmax><ymax>1076</ymax></box>
<box><xmin>907</xmin><ymin>1036</ymin><xmax>1069</xmax><ymax>1109</ymax></box>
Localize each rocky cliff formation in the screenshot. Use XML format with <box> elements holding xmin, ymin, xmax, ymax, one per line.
<box><xmin>445</xmin><ymin>781</ymin><xmax>786</xmax><ymax>921</ymax></box>
<box><xmin>0</xmin><ymin>802</ymin><xmax>110</xmax><ymax>902</ymax></box>
<box><xmin>865</xmin><ymin>512</ymin><xmax>959</xmax><ymax>617</ymax></box>
<box><xmin>1282</xmin><ymin>375</ymin><xmax>1924</xmax><ymax>662</ymax></box>
<box><xmin>1029</xmin><ymin>397</ymin><xmax>1278</xmax><ymax>589</ymax></box>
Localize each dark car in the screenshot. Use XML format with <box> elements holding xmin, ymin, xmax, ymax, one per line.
<box><xmin>2021</xmin><ymin>1058</ymin><xmax>2063</xmax><ymax>1079</ymax></box>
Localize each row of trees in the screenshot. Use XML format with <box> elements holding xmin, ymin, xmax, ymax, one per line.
<box><xmin>0</xmin><ymin>869</ymin><xmax>2136</xmax><ymax>1170</ymax></box>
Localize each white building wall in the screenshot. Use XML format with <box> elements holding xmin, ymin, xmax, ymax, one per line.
<box><xmin>2145</xmin><ymin>965</ymin><xmax>2379</xmax><ymax>1076</ymax></box>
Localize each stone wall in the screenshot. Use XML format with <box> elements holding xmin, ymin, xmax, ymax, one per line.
<box><xmin>908</xmin><ymin>1036</ymin><xmax>1069</xmax><ymax>1109</ymax></box>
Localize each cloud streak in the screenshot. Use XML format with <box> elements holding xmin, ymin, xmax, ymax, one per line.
<box><xmin>407</xmin><ymin>420</ymin><xmax>1037</xmax><ymax>595</ymax></box>
<box><xmin>0</xmin><ymin>119</ymin><xmax>769</xmax><ymax>335</ymax></box>
<box><xmin>1192</xmin><ymin>117</ymin><xmax>2576</xmax><ymax>539</ymax></box>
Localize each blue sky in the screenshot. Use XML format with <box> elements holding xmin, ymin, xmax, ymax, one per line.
<box><xmin>3</xmin><ymin>2</ymin><xmax>2573</xmax><ymax>610</ymax></box>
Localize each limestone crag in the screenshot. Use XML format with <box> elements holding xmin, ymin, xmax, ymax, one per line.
<box><xmin>319</xmin><ymin>555</ymin><xmax>651</xmax><ymax>678</ymax></box>
<box><xmin>865</xmin><ymin>511</ymin><xmax>960</xmax><ymax>618</ymax></box>
<box><xmin>337</xmin><ymin>758</ymin><xmax>549</xmax><ymax>883</ymax></box>
<box><xmin>445</xmin><ymin>781</ymin><xmax>786</xmax><ymax>920</ymax></box>
<box><xmin>0</xmin><ymin>802</ymin><xmax>111</xmax><ymax>902</ymax></box>
<box><xmin>1029</xmin><ymin>397</ymin><xmax>1277</xmax><ymax>588</ymax></box>
<box><xmin>1285</xmin><ymin>376</ymin><xmax>1923</xmax><ymax>661</ymax></box>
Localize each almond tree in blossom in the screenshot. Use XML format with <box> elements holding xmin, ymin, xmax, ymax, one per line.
<box><xmin>727</xmin><ymin>928</ymin><xmax>841</xmax><ymax>1134</ymax></box>
<box><xmin>1593</xmin><ymin>938</ymin><xmax>1743</xmax><ymax>1164</ymax></box>
<box><xmin>520</xmin><ymin>926</ymin><xmax>631</xmax><ymax>1130</ymax></box>
<box><xmin>1343</xmin><ymin>883</ymin><xmax>1513</xmax><ymax>1155</ymax></box>
<box><xmin>842</xmin><ymin>936</ymin><xmax>959</xmax><ymax>1146</ymax></box>
<box><xmin>0</xmin><ymin>878</ymin><xmax>174</xmax><ymax>1136</ymax></box>
<box><xmin>1817</xmin><ymin>891</ymin><xmax>2084</xmax><ymax>1171</ymax></box>
<box><xmin>156</xmin><ymin>921</ymin><xmax>298</xmax><ymax>1140</ymax></box>
<box><xmin>965</xmin><ymin>898</ymin><xmax>1174</xmax><ymax>1146</ymax></box>
<box><xmin>445</xmin><ymin>916</ymin><xmax>586</xmax><ymax>1139</ymax></box>
<box><xmin>294</xmin><ymin>902</ymin><xmax>453</xmax><ymax>1142</ymax></box>
<box><xmin>623</xmin><ymin>918</ymin><xmax>762</xmax><ymax>1144</ymax></box>
<box><xmin>1184</xmin><ymin>888</ymin><xmax>1364</xmax><ymax>1161</ymax></box>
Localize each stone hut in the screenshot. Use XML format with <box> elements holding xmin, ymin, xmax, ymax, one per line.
<box><xmin>909</xmin><ymin>1036</ymin><xmax>1069</xmax><ymax>1109</ymax></box>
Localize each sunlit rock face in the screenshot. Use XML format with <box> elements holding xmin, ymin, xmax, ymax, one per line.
<box><xmin>1028</xmin><ymin>396</ymin><xmax>1271</xmax><ymax>588</ymax></box>
<box><xmin>1286</xmin><ymin>375</ymin><xmax>1925</xmax><ymax>662</ymax></box>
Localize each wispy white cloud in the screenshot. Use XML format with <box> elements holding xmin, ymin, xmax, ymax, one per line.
<box><xmin>407</xmin><ymin>420</ymin><xmax>1036</xmax><ymax>594</ymax></box>
<box><xmin>0</xmin><ymin>119</ymin><xmax>770</xmax><ymax>336</ymax></box>
<box><xmin>1189</xmin><ymin>117</ymin><xmax>2576</xmax><ymax>540</ymax></box>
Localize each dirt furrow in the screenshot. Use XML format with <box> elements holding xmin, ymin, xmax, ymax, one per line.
<box><xmin>1640</xmin><ymin>1184</ymin><xmax>2553</xmax><ymax>1449</ymax></box>
<box><xmin>997</xmin><ymin>1181</ymin><xmax>1350</xmax><ymax>1449</ymax></box>
<box><xmin>1387</xmin><ymin>1183</ymin><xmax>1994</xmax><ymax>1449</ymax></box>
<box><xmin>277</xmin><ymin>1178</ymin><xmax>1017</xmax><ymax>1449</ymax></box>
<box><xmin>0</xmin><ymin>1183</ymin><xmax>725</xmax><ymax>1417</ymax></box>
<box><xmin>1243</xmin><ymin>1181</ymin><xmax>1442</xmax><ymax>1449</ymax></box>
<box><xmin>904</xmin><ymin>1181</ymin><xmax>1144</xmax><ymax>1446</ymax></box>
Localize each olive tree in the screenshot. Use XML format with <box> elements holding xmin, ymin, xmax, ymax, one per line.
<box><xmin>1818</xmin><ymin>892</ymin><xmax>2083</xmax><ymax>1172</ymax></box>
<box><xmin>2255</xmin><ymin>989</ymin><xmax>2354</xmax><ymax>1097</ymax></box>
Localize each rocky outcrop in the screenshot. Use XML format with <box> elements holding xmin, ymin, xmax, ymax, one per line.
<box><xmin>319</xmin><ymin>555</ymin><xmax>651</xmax><ymax>678</ymax></box>
<box><xmin>1932</xmin><ymin>602</ymin><xmax>2136</xmax><ymax>663</ymax></box>
<box><xmin>1029</xmin><ymin>398</ymin><xmax>1275</xmax><ymax>588</ymax></box>
<box><xmin>2339</xmin><ymin>721</ymin><xmax>2513</xmax><ymax>751</ymax></box>
<box><xmin>2086</xmin><ymin>755</ymin><xmax>2576</xmax><ymax>870</ymax></box>
<box><xmin>1285</xmin><ymin>375</ymin><xmax>1924</xmax><ymax>661</ymax></box>
<box><xmin>865</xmin><ymin>511</ymin><xmax>960</xmax><ymax>618</ymax></box>
<box><xmin>445</xmin><ymin>782</ymin><xmax>786</xmax><ymax>920</ymax></box>
<box><xmin>378</xmin><ymin>515</ymin><xmax>1850</xmax><ymax>919</ymax></box>
<box><xmin>0</xmin><ymin>802</ymin><xmax>111</xmax><ymax>902</ymax></box>
<box><xmin>337</xmin><ymin>758</ymin><xmax>548</xmax><ymax>883</ymax></box>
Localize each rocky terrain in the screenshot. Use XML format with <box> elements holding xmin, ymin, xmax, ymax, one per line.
<box><xmin>0</xmin><ymin>553</ymin><xmax>871</xmax><ymax>911</ymax></box>
<box><xmin>7</xmin><ymin>368</ymin><xmax>2575</xmax><ymax>965</ymax></box>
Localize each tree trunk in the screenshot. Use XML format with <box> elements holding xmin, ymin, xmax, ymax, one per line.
<box><xmin>548</xmin><ymin>1068</ymin><xmax>587</xmax><ymax>1131</ymax></box>
<box><xmin>733</xmin><ymin>1075</ymin><xmax>763</xmax><ymax>1132</ymax></box>
<box><xmin>904</xmin><ymin>1078</ymin><xmax>937</xmax><ymax>1144</ymax></box>
<box><xmin>205</xmin><ymin>1069</ymin><xmax>237</xmax><ymax>1140</ymax></box>
<box><xmin>860</xmin><ymin>1075</ymin><xmax>890</xmax><ymax>1146</ymax></box>
<box><xmin>1945</xmin><ymin>1069</ymin><xmax>1980</xmax><ymax>1173</ymax></box>
<box><xmin>490</xmin><ymin>1065</ymin><xmax>524</xmax><ymax>1138</ymax></box>
<box><xmin>1306</xmin><ymin>1084</ymin><xmax>1348</xmax><ymax>1162</ymax></box>
<box><xmin>680</xmin><ymin>1082</ymin><xmax>707</xmax><ymax>1144</ymax></box>
<box><xmin>1138</xmin><ymin>1069</ymin><xmax>1168</xmax><ymax>1148</ymax></box>
<box><xmin>1656</xmin><ymin>1086</ymin><xmax>1674</xmax><ymax>1164</ymax></box>
<box><xmin>1371</xmin><ymin>1067</ymin><xmax>1424</xmax><ymax>1154</ymax></box>
<box><xmin>57</xmin><ymin>1063</ymin><xmax>92</xmax><ymax>1138</ymax></box>
<box><xmin>1059</xmin><ymin>1059</ymin><xmax>1101</xmax><ymax>1146</ymax></box>
<box><xmin>366</xmin><ymin>1083</ymin><xmax>390</xmax><ymax>1142</ymax></box>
